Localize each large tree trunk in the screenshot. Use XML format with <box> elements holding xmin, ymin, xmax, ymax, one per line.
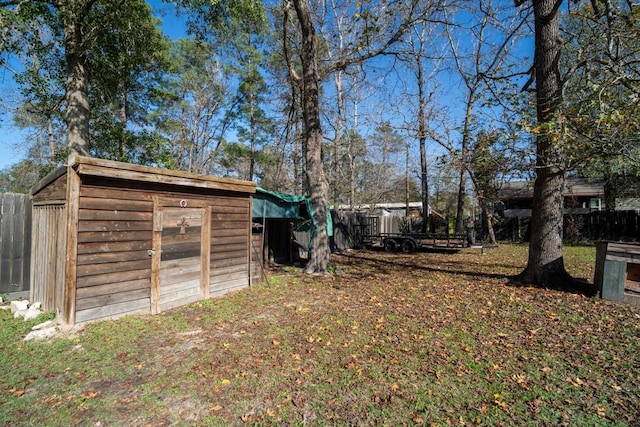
<box><xmin>516</xmin><ymin>0</ymin><xmax>572</xmax><ymax>286</ymax></box>
<box><xmin>64</xmin><ymin>19</ymin><xmax>90</xmax><ymax>158</ymax></box>
<box><xmin>292</xmin><ymin>0</ymin><xmax>331</xmax><ymax>274</ymax></box>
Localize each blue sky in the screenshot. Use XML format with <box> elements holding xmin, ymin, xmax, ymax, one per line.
<box><xmin>0</xmin><ymin>1</ymin><xmax>535</xmax><ymax>173</ymax></box>
<box><xmin>0</xmin><ymin>1</ymin><xmax>185</xmax><ymax>170</ymax></box>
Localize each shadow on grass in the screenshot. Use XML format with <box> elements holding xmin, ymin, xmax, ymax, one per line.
<box><xmin>335</xmin><ymin>251</ymin><xmax>510</xmax><ymax>281</ymax></box>
<box><xmin>335</xmin><ymin>251</ymin><xmax>598</xmax><ymax>298</ymax></box>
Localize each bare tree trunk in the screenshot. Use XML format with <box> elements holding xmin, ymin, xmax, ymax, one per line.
<box><xmin>454</xmin><ymin>98</ymin><xmax>474</xmax><ymax>234</ymax></box>
<box><xmin>416</xmin><ymin>50</ymin><xmax>430</xmax><ymax>233</ymax></box>
<box><xmin>64</xmin><ymin>19</ymin><xmax>90</xmax><ymax>158</ymax></box>
<box><xmin>292</xmin><ymin>0</ymin><xmax>331</xmax><ymax>274</ymax></box>
<box><xmin>515</xmin><ymin>0</ymin><xmax>572</xmax><ymax>286</ymax></box>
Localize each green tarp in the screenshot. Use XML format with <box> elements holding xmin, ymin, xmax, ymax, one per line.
<box><xmin>252</xmin><ymin>187</ymin><xmax>333</xmax><ymax>236</ymax></box>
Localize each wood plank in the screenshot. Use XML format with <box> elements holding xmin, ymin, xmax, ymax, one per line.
<box><xmin>210</xmin><ymin>264</ymin><xmax>248</xmax><ymax>278</ymax></box>
<box><xmin>160</xmin><ymin>270</ymin><xmax>201</xmax><ymax>288</ymax></box>
<box><xmin>210</xmin><ymin>198</ymin><xmax>251</xmax><ymax>209</ymax></box>
<box><xmin>606</xmin><ymin>253</ymin><xmax>640</xmax><ymax>263</ymax></box>
<box><xmin>212</xmin><ymin>220</ymin><xmax>247</xmax><ymax>230</ymax></box>
<box><xmin>76</xmin><ymin>277</ymin><xmax>149</xmax><ymax>299</ymax></box>
<box><xmin>64</xmin><ymin>167</ymin><xmax>80</xmax><ymax>325</ymax></box>
<box><xmin>212</xmin><ymin>211</ymin><xmax>249</xmax><ymax>221</ymax></box>
<box><xmin>0</xmin><ymin>193</ymin><xmax>14</xmax><ymax>287</ymax></box>
<box><xmin>77</xmin><ymin>250</ymin><xmax>150</xmax><ymax>266</ymax></box>
<box><xmin>608</xmin><ymin>242</ymin><xmax>640</xmax><ymax>255</ymax></box>
<box><xmin>212</xmin><ymin>249</ymin><xmax>248</xmax><ymax>262</ymax></box>
<box><xmin>210</xmin><ymin>278</ymin><xmax>249</xmax><ymax>293</ymax></box>
<box><xmin>210</xmin><ymin>270</ymin><xmax>248</xmax><ymax>282</ymax></box>
<box><xmin>75</xmin><ymin>297</ymin><xmax>151</xmax><ymax>323</ymax></box>
<box><xmin>79</xmin><ymin>209</ymin><xmax>153</xmax><ymax>221</ymax></box>
<box><xmin>160</xmin><ymin>256</ymin><xmax>201</xmax><ymax>271</ymax></box>
<box><xmin>76</xmin><ymin>288</ymin><xmax>151</xmax><ymax>311</ymax></box>
<box><xmin>78</xmin><ymin>220</ymin><xmax>153</xmax><ymax>232</ymax></box>
<box><xmin>212</xmin><ymin>255</ymin><xmax>249</xmax><ymax>268</ymax></box>
<box><xmin>210</xmin><ymin>228</ymin><xmax>249</xmax><ymax>238</ymax></box>
<box><xmin>162</xmin><ymin>208</ymin><xmax>203</xmax><ymax>227</ymax></box>
<box><xmin>160</xmin><ymin>279</ymin><xmax>200</xmax><ymax>296</ymax></box>
<box><xmin>77</xmin><ymin>259</ymin><xmax>151</xmax><ymax>278</ymax></box>
<box><xmin>159</xmin><ymin>293</ymin><xmax>201</xmax><ymax>312</ymax></box>
<box><xmin>211</xmin><ymin>242</ymin><xmax>248</xmax><ymax>252</ymax></box>
<box><xmin>80</xmin><ymin>186</ymin><xmax>155</xmax><ymax>202</ymax></box>
<box><xmin>161</xmin><ymin>244</ymin><xmax>201</xmax><ymax>261</ymax></box>
<box><xmin>73</xmin><ymin>158</ymin><xmax>256</xmax><ymax>194</ymax></box>
<box><xmin>80</xmin><ymin>197</ymin><xmax>153</xmax><ymax>212</ymax></box>
<box><xmin>77</xmin><ymin>268</ymin><xmax>151</xmax><ymax>288</ymax></box>
<box><xmin>211</xmin><ymin>235</ymin><xmax>248</xmax><ymax>245</ymax></box>
<box><xmin>210</xmin><ymin>205</ymin><xmax>250</xmax><ymax>215</ymax></box>
<box><xmin>77</xmin><ymin>240</ymin><xmax>151</xmax><ymax>254</ymax></box>
<box><xmin>201</xmin><ymin>205</ymin><xmax>211</xmax><ymax>299</ymax></box>
<box><xmin>150</xmin><ymin>196</ymin><xmax>161</xmax><ymax>315</ymax></box>
<box><xmin>77</xmin><ymin>230</ymin><xmax>152</xmax><ymax>243</ymax></box>
<box><xmin>162</xmin><ymin>227</ymin><xmax>203</xmax><ymax>239</ymax></box>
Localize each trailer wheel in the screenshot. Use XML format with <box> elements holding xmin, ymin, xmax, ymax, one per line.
<box><xmin>383</xmin><ymin>239</ymin><xmax>398</xmax><ymax>252</ymax></box>
<box><xmin>401</xmin><ymin>238</ymin><xmax>417</xmax><ymax>254</ymax></box>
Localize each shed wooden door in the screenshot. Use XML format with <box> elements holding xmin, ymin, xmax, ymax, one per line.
<box><xmin>158</xmin><ymin>207</ymin><xmax>205</xmax><ymax>312</ymax></box>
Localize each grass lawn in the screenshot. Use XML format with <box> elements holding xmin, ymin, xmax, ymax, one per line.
<box><xmin>1</xmin><ymin>243</ymin><xmax>638</xmax><ymax>426</ymax></box>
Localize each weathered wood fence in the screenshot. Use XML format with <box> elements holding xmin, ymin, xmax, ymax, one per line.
<box><xmin>0</xmin><ymin>193</ymin><xmax>32</xmax><ymax>297</ymax></box>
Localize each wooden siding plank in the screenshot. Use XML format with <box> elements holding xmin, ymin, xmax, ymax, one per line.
<box><xmin>210</xmin><ymin>264</ymin><xmax>248</xmax><ymax>278</ymax></box>
<box><xmin>77</xmin><ymin>240</ymin><xmax>151</xmax><ymax>254</ymax></box>
<box><xmin>78</xmin><ymin>209</ymin><xmax>152</xmax><ymax>221</ymax></box>
<box><xmin>150</xmin><ymin>196</ymin><xmax>161</xmax><ymax>314</ymax></box>
<box><xmin>77</xmin><ymin>259</ymin><xmax>151</xmax><ymax>278</ymax></box>
<box><xmin>212</xmin><ymin>249</ymin><xmax>249</xmax><ymax>263</ymax></box>
<box><xmin>80</xmin><ymin>186</ymin><xmax>155</xmax><ymax>202</ymax></box>
<box><xmin>80</xmin><ymin>197</ymin><xmax>153</xmax><ymax>212</ymax></box>
<box><xmin>77</xmin><ymin>230</ymin><xmax>152</xmax><ymax>243</ymax></box>
<box><xmin>210</xmin><ymin>228</ymin><xmax>249</xmax><ymax>238</ymax></box>
<box><xmin>160</xmin><ymin>279</ymin><xmax>200</xmax><ymax>296</ymax></box>
<box><xmin>210</xmin><ymin>270</ymin><xmax>249</xmax><ymax>282</ymax></box>
<box><xmin>160</xmin><ymin>256</ymin><xmax>201</xmax><ymax>271</ymax></box>
<box><xmin>212</xmin><ymin>257</ymin><xmax>249</xmax><ymax>270</ymax></box>
<box><xmin>159</xmin><ymin>294</ymin><xmax>201</xmax><ymax>312</ymax></box>
<box><xmin>75</xmin><ymin>162</ymin><xmax>256</xmax><ymax>194</ymax></box>
<box><xmin>210</xmin><ymin>278</ymin><xmax>249</xmax><ymax>294</ymax></box>
<box><xmin>78</xmin><ymin>220</ymin><xmax>153</xmax><ymax>232</ymax></box>
<box><xmin>0</xmin><ymin>193</ymin><xmax>14</xmax><ymax>287</ymax></box>
<box><xmin>77</xmin><ymin>250</ymin><xmax>150</xmax><ymax>266</ymax></box>
<box><xmin>64</xmin><ymin>167</ymin><xmax>80</xmax><ymax>324</ymax></box>
<box><xmin>212</xmin><ymin>220</ymin><xmax>248</xmax><ymax>230</ymax></box>
<box><xmin>75</xmin><ymin>298</ymin><xmax>151</xmax><ymax>323</ymax></box>
<box><xmin>211</xmin><ymin>235</ymin><xmax>249</xmax><ymax>245</ymax></box>
<box><xmin>160</xmin><ymin>270</ymin><xmax>201</xmax><ymax>288</ymax></box>
<box><xmin>212</xmin><ymin>213</ymin><xmax>249</xmax><ymax>223</ymax></box>
<box><xmin>201</xmin><ymin>206</ymin><xmax>211</xmax><ymax>299</ymax></box>
<box><xmin>76</xmin><ymin>278</ymin><xmax>149</xmax><ymax>300</ymax></box>
<box><xmin>76</xmin><ymin>288</ymin><xmax>151</xmax><ymax>311</ymax></box>
<box><xmin>211</xmin><ymin>242</ymin><xmax>248</xmax><ymax>253</ymax></box>
<box><xmin>77</xmin><ymin>268</ymin><xmax>151</xmax><ymax>288</ymax></box>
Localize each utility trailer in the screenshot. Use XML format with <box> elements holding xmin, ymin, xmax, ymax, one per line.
<box><xmin>364</xmin><ymin>232</ymin><xmax>469</xmax><ymax>253</ymax></box>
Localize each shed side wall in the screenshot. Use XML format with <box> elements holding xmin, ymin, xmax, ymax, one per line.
<box><xmin>210</xmin><ymin>197</ymin><xmax>252</xmax><ymax>295</ymax></box>
<box><xmin>74</xmin><ymin>185</ymin><xmax>154</xmax><ymax>323</ymax></box>
<box><xmin>30</xmin><ymin>205</ymin><xmax>67</xmax><ymax>312</ymax></box>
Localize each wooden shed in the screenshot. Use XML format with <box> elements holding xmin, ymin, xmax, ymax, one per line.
<box><xmin>595</xmin><ymin>241</ymin><xmax>640</xmax><ymax>306</ymax></box>
<box><xmin>30</xmin><ymin>156</ymin><xmax>256</xmax><ymax>325</ymax></box>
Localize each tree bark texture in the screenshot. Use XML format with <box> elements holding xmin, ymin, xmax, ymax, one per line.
<box><xmin>517</xmin><ymin>0</ymin><xmax>571</xmax><ymax>286</ymax></box>
<box><xmin>292</xmin><ymin>0</ymin><xmax>331</xmax><ymax>273</ymax></box>
<box><xmin>64</xmin><ymin>16</ymin><xmax>91</xmax><ymax>158</ymax></box>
